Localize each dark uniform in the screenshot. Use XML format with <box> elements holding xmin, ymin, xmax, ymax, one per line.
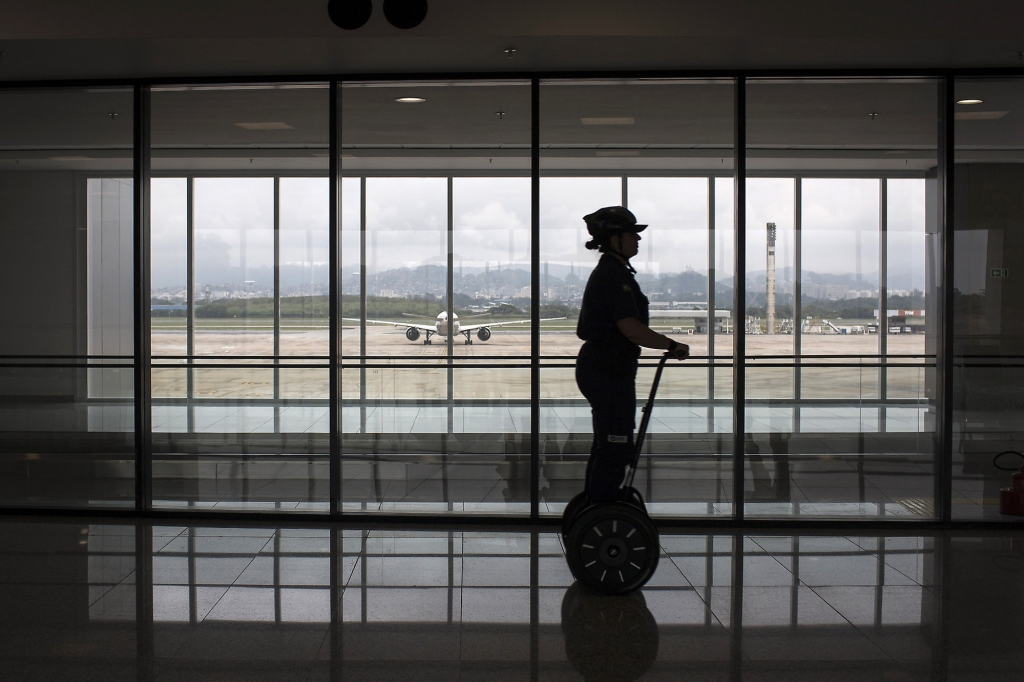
<box><xmin>575</xmin><ymin>253</ymin><xmax>650</xmax><ymax>503</ymax></box>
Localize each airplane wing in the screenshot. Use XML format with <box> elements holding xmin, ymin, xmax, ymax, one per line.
<box><xmin>399</xmin><ymin>311</ymin><xmax>490</xmax><ymax>320</ymax></box>
<box><xmin>341</xmin><ymin>317</ymin><xmax>436</xmax><ymax>331</ymax></box>
<box><xmin>458</xmin><ymin>317</ymin><xmax>567</xmax><ymax>331</ymax></box>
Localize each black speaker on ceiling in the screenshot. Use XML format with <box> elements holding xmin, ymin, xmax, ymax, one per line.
<box><xmin>383</xmin><ymin>0</ymin><xmax>428</xmax><ymax>29</ymax></box>
<box><xmin>328</xmin><ymin>0</ymin><xmax>373</xmax><ymax>30</ymax></box>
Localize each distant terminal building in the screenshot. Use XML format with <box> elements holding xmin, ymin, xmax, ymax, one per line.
<box><xmin>874</xmin><ymin>309</ymin><xmax>927</xmax><ymax>333</ymax></box>
<box><xmin>648</xmin><ymin>302</ymin><xmax>732</xmax><ymax>333</ymax></box>
<box><xmin>800</xmin><ymin>284</ymin><xmax>885</xmax><ymax>300</ymax></box>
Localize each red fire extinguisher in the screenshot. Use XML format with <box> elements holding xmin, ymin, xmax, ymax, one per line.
<box><xmin>995</xmin><ymin>451</ymin><xmax>1024</xmax><ymax>516</ymax></box>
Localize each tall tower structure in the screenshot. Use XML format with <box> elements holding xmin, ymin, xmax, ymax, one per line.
<box><xmin>766</xmin><ymin>222</ymin><xmax>777</xmax><ymax>335</ymax></box>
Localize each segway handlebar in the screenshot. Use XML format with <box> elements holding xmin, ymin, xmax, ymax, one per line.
<box><xmin>634</xmin><ymin>353</ymin><xmax>670</xmax><ymax>458</ymax></box>
<box><xmin>625</xmin><ymin>353</ymin><xmax>671</xmax><ymax>492</ymax></box>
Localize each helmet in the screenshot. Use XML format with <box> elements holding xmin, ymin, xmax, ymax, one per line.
<box><xmin>583</xmin><ymin>206</ymin><xmax>647</xmax><ymax>243</ymax></box>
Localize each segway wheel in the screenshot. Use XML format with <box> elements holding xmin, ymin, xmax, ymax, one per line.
<box><xmin>566</xmin><ymin>502</ymin><xmax>659</xmax><ymax>595</ymax></box>
<box><xmin>562</xmin><ymin>492</ymin><xmax>589</xmax><ymax>539</ymax></box>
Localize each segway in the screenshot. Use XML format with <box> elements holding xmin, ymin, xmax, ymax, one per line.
<box><xmin>562</xmin><ymin>353</ymin><xmax>669</xmax><ymax>595</ymax></box>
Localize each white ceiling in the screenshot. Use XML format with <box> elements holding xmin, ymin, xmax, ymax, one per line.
<box><xmin>1</xmin><ymin>1</ymin><xmax>1023</xmax><ymax>81</ymax></box>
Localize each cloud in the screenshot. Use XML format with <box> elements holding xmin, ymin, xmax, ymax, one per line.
<box><xmin>455</xmin><ymin>201</ymin><xmax>529</xmax><ymax>263</ymax></box>
<box><xmin>457</xmin><ymin>200</ymin><xmax>525</xmax><ymax>233</ymax></box>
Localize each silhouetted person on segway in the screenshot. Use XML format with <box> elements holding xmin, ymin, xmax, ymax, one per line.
<box><xmin>575</xmin><ymin>206</ymin><xmax>689</xmax><ymax>505</ymax></box>
<box><xmin>561</xmin><ymin>206</ymin><xmax>689</xmax><ymax>594</ymax></box>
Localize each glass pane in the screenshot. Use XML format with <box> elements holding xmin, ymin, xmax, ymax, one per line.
<box><xmin>340</xmin><ymin>80</ymin><xmax>532</xmax><ymax>514</ymax></box>
<box><xmin>340</xmin><ymin>177</ymin><xmax>361</xmax><ymax>359</ymax></box>
<box><xmin>152</xmin><ymin>178</ymin><xmax>188</xmax><ymax>365</ymax></box>
<box><xmin>714</xmin><ymin>178</ymin><xmax>736</xmax><ymax>407</ymax></box>
<box><xmin>0</xmin><ymin>87</ymin><xmax>135</xmax><ymax>508</ymax></box>
<box><xmin>745</xmin><ymin>79</ymin><xmax>940</xmax><ymax>518</ymax></box>
<box><xmin>193</xmin><ymin>177</ymin><xmax>276</xmax><ymax>356</ymax></box>
<box><xmin>540</xmin><ymin>79</ymin><xmax>735</xmax><ymax>517</ymax></box>
<box><xmin>540</xmin><ymin>176</ymin><xmax>621</xmax><ymax>361</ymax></box>
<box><xmin>150</xmin><ymin>83</ymin><xmax>330</xmax><ymax>511</ymax></box>
<box><xmin>746</xmin><ymin>178</ymin><xmax>795</xmax><ymax>409</ymax></box>
<box><xmin>280</xmin><ymin>178</ymin><xmax>329</xmax><ymax>357</ymax></box>
<box><xmin>952</xmin><ymin>78</ymin><xmax>1024</xmax><ymax>520</ymax></box>
<box><xmin>800</xmin><ymin>178</ymin><xmax>880</xmax><ymax>400</ymax></box>
<box><xmin>365</xmin><ymin>175</ymin><xmax>447</xmax><ymax>354</ymax></box>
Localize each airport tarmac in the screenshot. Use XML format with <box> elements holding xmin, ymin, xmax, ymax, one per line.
<box><xmin>151</xmin><ymin>326</ymin><xmax>929</xmax><ymax>402</ymax></box>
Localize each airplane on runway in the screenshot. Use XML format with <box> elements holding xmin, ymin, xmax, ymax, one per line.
<box><xmin>344</xmin><ymin>311</ymin><xmax>566</xmax><ymax>345</ymax></box>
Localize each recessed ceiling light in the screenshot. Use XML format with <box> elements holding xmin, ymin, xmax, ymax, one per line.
<box><xmin>396</xmin><ymin>97</ymin><xmax>426</xmax><ymax>103</ymax></box>
<box><xmin>957</xmin><ymin>99</ymin><xmax>984</xmax><ymax>105</ymax></box>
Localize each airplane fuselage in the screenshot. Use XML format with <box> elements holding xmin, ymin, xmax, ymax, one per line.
<box><xmin>434</xmin><ymin>311</ymin><xmax>459</xmax><ymax>337</ymax></box>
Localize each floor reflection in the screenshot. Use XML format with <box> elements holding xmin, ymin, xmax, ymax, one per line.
<box><xmin>1</xmin><ymin>519</ymin><xmax>1023</xmax><ymax>680</ymax></box>
<box><xmin>561</xmin><ymin>584</ymin><xmax>658</xmax><ymax>682</ymax></box>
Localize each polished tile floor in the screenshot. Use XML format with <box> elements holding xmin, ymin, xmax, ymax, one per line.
<box><xmin>1</xmin><ymin>518</ymin><xmax>1022</xmax><ymax>681</ymax></box>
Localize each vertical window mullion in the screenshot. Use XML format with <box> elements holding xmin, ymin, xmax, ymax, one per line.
<box><xmin>733</xmin><ymin>76</ymin><xmax>747</xmax><ymax>522</ymax></box>
<box><xmin>360</xmin><ymin>177</ymin><xmax>367</xmax><ymax>434</ymax></box>
<box><xmin>329</xmin><ymin>80</ymin><xmax>341</xmax><ymax>517</ymax></box>
<box><xmin>708</xmin><ymin>176</ymin><xmax>716</xmax><ymax>415</ymax></box>
<box><xmin>794</xmin><ymin>177</ymin><xmax>802</xmax><ymax>429</ymax></box>
<box><xmin>273</xmin><ymin>177</ymin><xmax>281</xmax><ymax>432</ymax></box>
<box><xmin>133</xmin><ymin>84</ymin><xmax>152</xmax><ymax>512</ymax></box>
<box><xmin>445</xmin><ymin>176</ymin><xmax>454</xmax><ymax>508</ymax></box>
<box><xmin>879</xmin><ymin>178</ymin><xmax>888</xmax><ymax>431</ymax></box>
<box><xmin>134</xmin><ymin>84</ymin><xmax>155</xmax><ymax>668</ymax></box>
<box><xmin>447</xmin><ymin>177</ymin><xmax>454</xmax><ymax>438</ymax></box>
<box><xmin>708</xmin><ymin>175</ymin><xmax>719</xmax><ymax>518</ymax></box>
<box><xmin>186</xmin><ymin>176</ymin><xmax>195</xmax><ymax>435</ymax></box>
<box><xmin>938</xmin><ymin>75</ymin><xmax>955</xmax><ymax>523</ymax></box>
<box><xmin>530</xmin><ymin>78</ymin><xmax>541</xmax><ymax>522</ymax></box>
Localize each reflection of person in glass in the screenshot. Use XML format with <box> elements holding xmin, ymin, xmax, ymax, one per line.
<box><xmin>575</xmin><ymin>206</ymin><xmax>690</xmax><ymax>503</ymax></box>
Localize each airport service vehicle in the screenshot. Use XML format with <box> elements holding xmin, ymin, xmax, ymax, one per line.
<box><xmin>345</xmin><ymin>310</ymin><xmax>565</xmax><ymax>345</ymax></box>
<box><xmin>561</xmin><ymin>353</ymin><xmax>669</xmax><ymax>595</ymax></box>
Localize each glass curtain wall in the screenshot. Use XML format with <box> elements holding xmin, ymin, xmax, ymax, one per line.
<box><xmin>0</xmin><ymin>75</ymin><xmax>971</xmax><ymax>524</ymax></box>
<box><xmin>539</xmin><ymin>79</ymin><xmax>736</xmax><ymax>517</ymax></box>
<box><xmin>339</xmin><ymin>81</ymin><xmax>532</xmax><ymax>514</ymax></box>
<box><xmin>745</xmin><ymin>79</ymin><xmax>940</xmax><ymax>518</ymax></box>
<box><xmin>0</xmin><ymin>87</ymin><xmax>135</xmax><ymax>507</ymax></box>
<box><xmin>952</xmin><ymin>78</ymin><xmax>1024</xmax><ymax>520</ymax></box>
<box><xmin>150</xmin><ymin>83</ymin><xmax>330</xmax><ymax>510</ymax></box>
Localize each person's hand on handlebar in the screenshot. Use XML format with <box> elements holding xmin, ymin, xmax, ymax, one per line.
<box><xmin>614</xmin><ymin>317</ymin><xmax>690</xmax><ymax>360</ymax></box>
<box><xmin>667</xmin><ymin>339</ymin><xmax>689</xmax><ymax>360</ymax></box>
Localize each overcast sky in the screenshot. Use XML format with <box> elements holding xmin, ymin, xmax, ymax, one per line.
<box><xmin>149</xmin><ymin>176</ymin><xmax>927</xmax><ymax>291</ymax></box>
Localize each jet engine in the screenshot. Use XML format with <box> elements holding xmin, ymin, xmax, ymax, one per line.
<box><xmin>406</xmin><ymin>327</ymin><xmax>420</xmax><ymax>341</ymax></box>
<box><xmin>476</xmin><ymin>327</ymin><xmax>491</xmax><ymax>341</ymax></box>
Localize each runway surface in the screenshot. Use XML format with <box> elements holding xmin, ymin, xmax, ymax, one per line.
<box><xmin>151</xmin><ymin>326</ymin><xmax>929</xmax><ymax>401</ymax></box>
